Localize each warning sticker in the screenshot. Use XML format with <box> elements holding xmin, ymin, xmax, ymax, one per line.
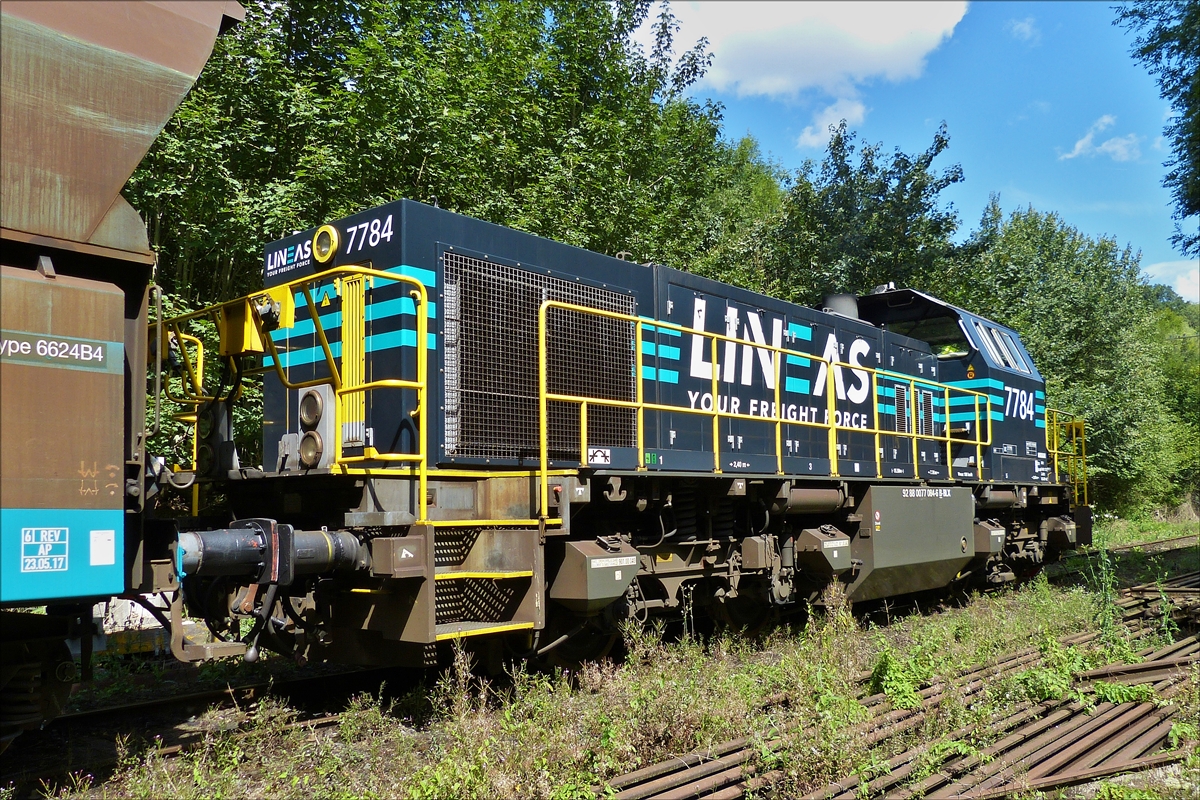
<box><xmin>21</xmin><ymin>527</ymin><xmax>68</xmax><ymax>572</ymax></box>
<box><xmin>591</xmin><ymin>556</ymin><xmax>638</xmax><ymax>568</ymax></box>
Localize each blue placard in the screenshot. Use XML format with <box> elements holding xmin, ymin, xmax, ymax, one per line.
<box><xmin>1</xmin><ymin>508</ymin><xmax>125</xmax><ymax>602</ymax></box>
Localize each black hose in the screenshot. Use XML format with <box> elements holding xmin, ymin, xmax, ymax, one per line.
<box><xmin>536</xmin><ymin>621</ymin><xmax>588</xmax><ymax>656</ymax></box>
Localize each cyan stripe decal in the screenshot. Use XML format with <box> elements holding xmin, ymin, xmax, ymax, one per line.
<box><xmin>785</xmin><ymin>376</ymin><xmax>811</xmax><ymax>394</ymax></box>
<box><xmin>947</xmin><ymin>378</ymin><xmax>1005</xmax><ymax>390</ymax></box>
<box><xmin>1035</xmin><ymin>419</ymin><xmax>1046</xmax><ymax>428</ymax></box>
<box><xmin>264</xmin><ymin>330</ymin><xmax>437</xmax><ymax>368</ymax></box>
<box><xmin>640</xmin><ymin>341</ymin><xmax>682</xmax><ymax>361</ymax></box>
<box><xmin>638</xmin><ymin>317</ymin><xmax>683</xmax><ymax>337</ymax></box>
<box><xmin>274</xmin><ymin>298</ymin><xmax>439</xmax><ymax>340</ymax></box>
<box><xmin>877</xmin><ymin>403</ymin><xmax>896</xmax><ymax>414</ymax></box>
<box><xmin>786</xmin><ymin>354</ymin><xmax>811</xmax><ymax>367</ymax></box>
<box><xmin>641</xmin><ymin>366</ymin><xmax>680</xmax><ymax>384</ymax></box>
<box><xmin>1035</xmin><ymin>390</ymin><xmax>1045</xmax><ymax>400</ymax></box>
<box><xmin>1035</xmin><ymin>404</ymin><xmax>1045</xmax><ymax>414</ymax></box>
<box><xmin>788</xmin><ymin>323</ymin><xmax>813</xmax><ymax>341</ymax></box>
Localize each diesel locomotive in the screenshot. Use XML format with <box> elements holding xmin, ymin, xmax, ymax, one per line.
<box><xmin>145</xmin><ymin>197</ymin><xmax>1091</xmax><ymax>674</ymax></box>
<box><xmin>0</xmin><ymin>0</ymin><xmax>1090</xmax><ymax>748</ymax></box>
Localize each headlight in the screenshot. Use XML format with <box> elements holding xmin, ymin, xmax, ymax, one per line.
<box><xmin>299</xmin><ymin>389</ymin><xmax>323</xmax><ymax>430</ymax></box>
<box><xmin>299</xmin><ymin>431</ymin><xmax>323</xmax><ymax>468</ymax></box>
<box><xmin>312</xmin><ymin>225</ymin><xmax>339</xmax><ymax>264</ymax></box>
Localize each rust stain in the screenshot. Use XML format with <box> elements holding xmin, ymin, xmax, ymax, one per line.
<box><xmin>0</xmin><ymin>2</ymin><xmax>242</xmax><ymax>252</ymax></box>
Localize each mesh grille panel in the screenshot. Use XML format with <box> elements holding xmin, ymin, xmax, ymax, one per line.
<box><xmin>443</xmin><ymin>251</ymin><xmax>636</xmax><ymax>461</ymax></box>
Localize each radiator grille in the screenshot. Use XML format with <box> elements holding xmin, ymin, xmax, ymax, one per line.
<box><xmin>443</xmin><ymin>251</ymin><xmax>636</xmax><ymax>462</ymax></box>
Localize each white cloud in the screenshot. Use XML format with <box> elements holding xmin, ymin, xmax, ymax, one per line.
<box><xmin>1145</xmin><ymin>260</ymin><xmax>1200</xmax><ymax>302</ymax></box>
<box><xmin>1005</xmin><ymin>17</ymin><xmax>1040</xmax><ymax>43</ymax></box>
<box><xmin>1059</xmin><ymin>116</ymin><xmax>1141</xmax><ymax>162</ymax></box>
<box><xmin>797</xmin><ymin>99</ymin><xmax>867</xmax><ymax>147</ymax></box>
<box><xmin>644</xmin><ymin>2</ymin><xmax>967</xmax><ymax>99</ymax></box>
<box><xmin>635</xmin><ymin>2</ymin><xmax>965</xmax><ymax>150</ymax></box>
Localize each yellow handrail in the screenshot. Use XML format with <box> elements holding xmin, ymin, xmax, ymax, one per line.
<box><xmin>1046</xmin><ymin>408</ymin><xmax>1088</xmax><ymax>506</ymax></box>
<box><xmin>153</xmin><ymin>265</ymin><xmax>432</xmax><ymax>522</ymax></box>
<box><xmin>536</xmin><ymin>300</ymin><xmax>993</xmax><ymax>520</ymax></box>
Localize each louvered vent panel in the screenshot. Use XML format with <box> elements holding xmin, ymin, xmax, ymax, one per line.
<box><xmin>442</xmin><ymin>251</ymin><xmax>636</xmax><ymax>462</ymax></box>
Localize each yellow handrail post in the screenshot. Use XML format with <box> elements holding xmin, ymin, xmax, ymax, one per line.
<box><xmin>910</xmin><ymin>380</ymin><xmax>919</xmax><ymax>471</ymax></box>
<box><xmin>636</xmin><ymin>320</ymin><xmax>645</xmax><ymax>471</ymax></box>
<box><xmin>872</xmin><ymin>372</ymin><xmax>881</xmax><ymax>478</ymax></box>
<box><xmin>579</xmin><ymin>401</ymin><xmax>588</xmax><ymax>468</ymax></box>
<box><xmin>975</xmin><ymin>395</ymin><xmax>983</xmax><ymax>481</ymax></box>
<box><xmin>774</xmin><ymin>349</ymin><xmax>784</xmax><ymax>475</ymax></box>
<box><xmin>415</xmin><ymin>286</ymin><xmax>428</xmax><ymax>523</ymax></box>
<box><xmin>826</xmin><ymin>359</ymin><xmax>838</xmax><ymax>476</ymax></box>
<box><xmin>943</xmin><ymin>386</ymin><xmax>952</xmax><ymax>472</ymax></box>
<box><xmin>538</xmin><ymin>301</ymin><xmax>550</xmax><ymax>521</ymax></box>
<box><xmin>711</xmin><ymin>335</ymin><xmax>721</xmax><ymax>473</ymax></box>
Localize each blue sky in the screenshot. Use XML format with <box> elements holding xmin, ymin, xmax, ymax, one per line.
<box><xmin>638</xmin><ymin>2</ymin><xmax>1198</xmax><ymax>301</ymax></box>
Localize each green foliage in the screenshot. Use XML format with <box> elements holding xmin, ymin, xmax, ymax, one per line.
<box><xmin>1093</xmin><ymin>680</ymin><xmax>1158</xmax><ymax>705</ymax></box>
<box><xmin>1168</xmin><ymin>721</ymin><xmax>1199</xmax><ymax>749</ymax></box>
<box><xmin>867</xmin><ymin>648</ymin><xmax>924</xmax><ymax>711</ymax></box>
<box><xmin>129</xmin><ymin>0</ymin><xmax>756</xmax><ymax>303</ymax></box>
<box><xmin>1013</xmin><ymin>637</ymin><xmax>1089</xmax><ymax>703</ymax></box>
<box><xmin>733</xmin><ymin>121</ymin><xmax>964</xmax><ymax>305</ymax></box>
<box><xmin>927</xmin><ymin>201</ymin><xmax>1196</xmax><ymax>512</ymax></box>
<box><xmin>1095</xmin><ymin>784</ymin><xmax>1167</xmax><ymax>800</ymax></box>
<box><xmin>1115</xmin><ymin>1</ymin><xmax>1200</xmax><ymax>256</ymax></box>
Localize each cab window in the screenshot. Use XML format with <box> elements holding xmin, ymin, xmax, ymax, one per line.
<box><xmin>972</xmin><ymin>320</ymin><xmax>1005</xmax><ymax>366</ymax></box>
<box><xmin>999</xmin><ymin>331</ymin><xmax>1031</xmax><ymax>373</ymax></box>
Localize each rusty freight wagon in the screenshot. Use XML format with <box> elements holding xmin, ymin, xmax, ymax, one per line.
<box><xmin>0</xmin><ymin>0</ymin><xmax>243</xmax><ymax>746</ymax></box>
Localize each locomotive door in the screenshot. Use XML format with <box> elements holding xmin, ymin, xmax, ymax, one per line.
<box><xmin>810</xmin><ymin>320</ymin><xmax>878</xmax><ymax>478</ymax></box>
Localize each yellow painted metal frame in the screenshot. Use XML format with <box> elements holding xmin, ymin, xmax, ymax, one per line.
<box><xmin>536</xmin><ymin>300</ymin><xmax>995</xmax><ymax>520</ymax></box>
<box><xmin>1046</xmin><ymin>408</ymin><xmax>1089</xmax><ymax>506</ymax></box>
<box><xmin>153</xmin><ymin>265</ymin><xmax>433</xmax><ymax>521</ymax></box>
<box><xmin>435</xmin><ymin>621</ymin><xmax>535</xmax><ymax>641</ymax></box>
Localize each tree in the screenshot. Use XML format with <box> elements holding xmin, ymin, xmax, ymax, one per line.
<box><xmin>935</xmin><ymin>202</ymin><xmax>1194</xmax><ymax>512</ymax></box>
<box><xmin>127</xmin><ymin>0</ymin><xmax>740</xmax><ymax>302</ymax></box>
<box><xmin>1116</xmin><ymin>1</ymin><xmax>1200</xmax><ymax>256</ymax></box>
<box><xmin>744</xmin><ymin>121</ymin><xmax>964</xmax><ymax>306</ymax></box>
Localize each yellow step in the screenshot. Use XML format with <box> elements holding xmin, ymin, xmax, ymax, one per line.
<box><xmin>434</xmin><ymin>621</ymin><xmax>535</xmax><ymax>641</ymax></box>
<box><xmin>433</xmin><ymin>567</ymin><xmax>534</xmax><ymax>581</ymax></box>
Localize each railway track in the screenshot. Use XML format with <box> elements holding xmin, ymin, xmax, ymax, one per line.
<box><xmin>0</xmin><ymin>664</ymin><xmax>416</xmax><ymax>794</ymax></box>
<box><xmin>599</xmin><ymin>570</ymin><xmax>1200</xmax><ymax>800</ymax></box>
<box><xmin>5</xmin><ymin>547</ymin><xmax>1196</xmax><ymax>797</ymax></box>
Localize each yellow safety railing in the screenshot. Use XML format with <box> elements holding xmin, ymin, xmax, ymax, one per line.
<box><xmin>1046</xmin><ymin>408</ymin><xmax>1088</xmax><ymax>506</ymax></box>
<box><xmin>536</xmin><ymin>301</ymin><xmax>993</xmax><ymax>520</ymax></box>
<box><xmin>151</xmin><ymin>265</ymin><xmax>431</xmax><ymax>522</ymax></box>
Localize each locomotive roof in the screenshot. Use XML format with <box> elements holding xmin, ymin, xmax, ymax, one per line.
<box><xmin>858</xmin><ymin>287</ymin><xmax>1020</xmax><ymax>335</ymax></box>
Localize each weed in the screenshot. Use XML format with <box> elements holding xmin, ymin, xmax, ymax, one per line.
<box><xmin>909</xmin><ymin>739</ymin><xmax>990</xmax><ymax>783</ymax></box>
<box><xmin>1168</xmin><ymin>721</ymin><xmax>1198</xmax><ymax>749</ymax></box>
<box><xmin>868</xmin><ymin>648</ymin><xmax>923</xmax><ymax>710</ymax></box>
<box><xmin>1011</xmin><ymin>636</ymin><xmax>1089</xmax><ymax>704</ymax></box>
<box><xmin>1095</xmin><ymin>783</ymin><xmax>1166</xmax><ymax>799</ymax></box>
<box><xmin>1092</xmin><ymin>681</ymin><xmax>1158</xmax><ymax>705</ymax></box>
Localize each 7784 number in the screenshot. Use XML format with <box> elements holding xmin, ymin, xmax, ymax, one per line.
<box><xmin>1004</xmin><ymin>386</ymin><xmax>1036</xmax><ymax>421</ymax></box>
<box><xmin>343</xmin><ymin>214</ymin><xmax>394</xmax><ymax>253</ymax></box>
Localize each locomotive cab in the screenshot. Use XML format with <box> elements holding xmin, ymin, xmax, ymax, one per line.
<box><xmin>859</xmin><ymin>288</ymin><xmax>1053</xmax><ymax>488</ymax></box>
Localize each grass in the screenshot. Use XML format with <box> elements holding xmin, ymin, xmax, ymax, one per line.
<box><xmin>27</xmin><ymin>518</ymin><xmax>1196</xmax><ymax>800</ymax></box>
<box><xmin>46</xmin><ymin>563</ymin><xmax>1195</xmax><ymax>800</ymax></box>
<box><xmin>1094</xmin><ymin>517</ymin><xmax>1198</xmax><ymax>550</ymax></box>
